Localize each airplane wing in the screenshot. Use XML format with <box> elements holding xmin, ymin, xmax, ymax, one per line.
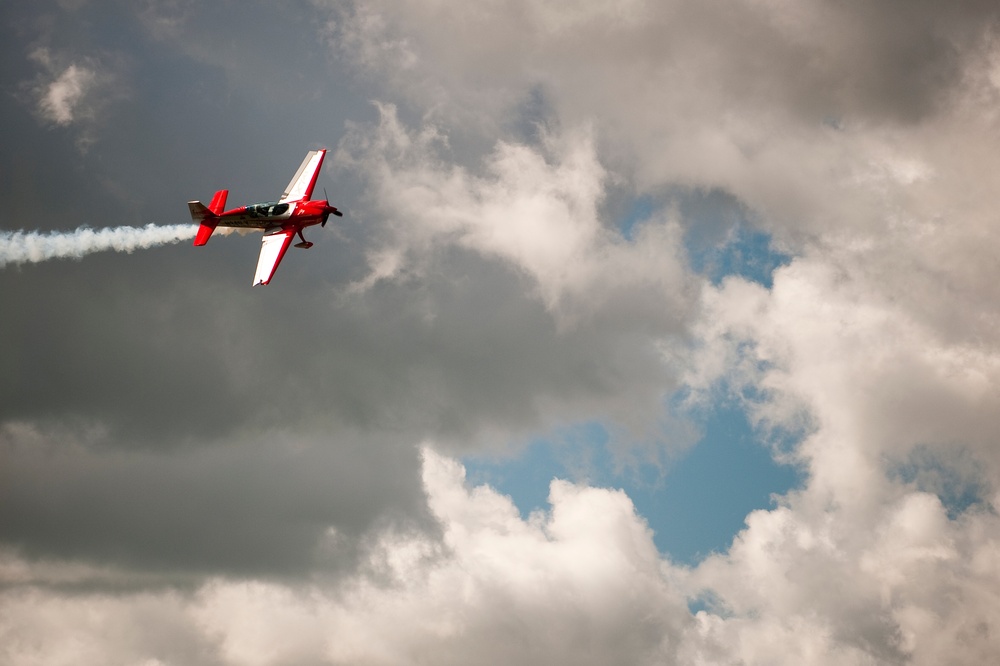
<box><xmin>252</xmin><ymin>228</ymin><xmax>296</xmax><ymax>286</ymax></box>
<box><xmin>279</xmin><ymin>149</ymin><xmax>327</xmax><ymax>203</ymax></box>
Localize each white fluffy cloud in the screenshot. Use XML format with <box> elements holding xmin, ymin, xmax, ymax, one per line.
<box><xmin>1</xmin><ymin>449</ymin><xmax>691</xmax><ymax>665</ymax></box>
<box><xmin>171</xmin><ymin>450</ymin><xmax>1000</xmax><ymax>664</ymax></box>
<box><xmin>674</xmin><ymin>258</ymin><xmax>1000</xmax><ymax>663</ymax></box>
<box><xmin>328</xmin><ymin>0</ymin><xmax>1000</xmax><ymax>308</ymax></box>
<box><xmin>334</xmin><ymin>103</ymin><xmax>695</xmax><ymax>325</ymax></box>
<box><xmin>687</xmin><ymin>259</ymin><xmax>1000</xmax><ymax>509</ymax></box>
<box><xmin>25</xmin><ymin>47</ymin><xmax>125</xmax><ymax>147</ymax></box>
<box><xmin>5</xmin><ymin>447</ymin><xmax>998</xmax><ymax>664</ymax></box>
<box><xmin>34</xmin><ymin>63</ymin><xmax>94</xmax><ymax>125</ymax></box>
<box><xmin>689</xmin><ymin>486</ymin><xmax>1000</xmax><ymax>665</ymax></box>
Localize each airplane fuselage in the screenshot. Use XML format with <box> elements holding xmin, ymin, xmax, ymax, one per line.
<box><xmin>215</xmin><ymin>199</ymin><xmax>333</xmax><ymax>230</ymax></box>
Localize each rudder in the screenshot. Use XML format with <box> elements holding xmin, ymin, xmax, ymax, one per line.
<box><xmin>208</xmin><ymin>189</ymin><xmax>228</xmax><ymax>215</ymax></box>
<box><xmin>189</xmin><ymin>190</ymin><xmax>228</xmax><ymax>246</ymax></box>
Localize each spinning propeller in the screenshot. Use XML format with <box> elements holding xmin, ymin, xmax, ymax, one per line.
<box><xmin>321</xmin><ymin>188</ymin><xmax>343</xmax><ymax>227</ymax></box>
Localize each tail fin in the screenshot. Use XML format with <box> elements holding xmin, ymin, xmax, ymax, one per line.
<box><xmin>189</xmin><ymin>190</ymin><xmax>228</xmax><ymax>246</ymax></box>
<box><xmin>208</xmin><ymin>189</ymin><xmax>228</xmax><ymax>215</ymax></box>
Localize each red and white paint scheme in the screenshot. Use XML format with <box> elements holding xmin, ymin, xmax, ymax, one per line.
<box><xmin>188</xmin><ymin>149</ymin><xmax>342</xmax><ymax>285</ymax></box>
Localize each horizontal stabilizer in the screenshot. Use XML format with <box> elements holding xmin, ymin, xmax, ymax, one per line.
<box><xmin>188</xmin><ymin>202</ymin><xmax>216</xmax><ymax>246</ymax></box>
<box><xmin>193</xmin><ymin>219</ymin><xmax>218</xmax><ymax>246</ymax></box>
<box><xmin>188</xmin><ymin>200</ymin><xmax>211</xmax><ymax>222</ymax></box>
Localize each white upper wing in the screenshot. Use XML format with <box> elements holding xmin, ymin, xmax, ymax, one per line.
<box><xmin>279</xmin><ymin>149</ymin><xmax>327</xmax><ymax>203</ymax></box>
<box><xmin>252</xmin><ymin>228</ymin><xmax>296</xmax><ymax>286</ymax></box>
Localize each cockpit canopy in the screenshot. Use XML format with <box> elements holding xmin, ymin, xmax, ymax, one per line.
<box><xmin>245</xmin><ymin>201</ymin><xmax>290</xmax><ymax>218</ymax></box>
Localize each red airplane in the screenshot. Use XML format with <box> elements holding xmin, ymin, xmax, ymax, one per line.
<box><xmin>188</xmin><ymin>149</ymin><xmax>342</xmax><ymax>285</ymax></box>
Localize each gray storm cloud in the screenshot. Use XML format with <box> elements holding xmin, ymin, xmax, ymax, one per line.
<box><xmin>0</xmin><ymin>224</ymin><xmax>197</xmax><ymax>268</ymax></box>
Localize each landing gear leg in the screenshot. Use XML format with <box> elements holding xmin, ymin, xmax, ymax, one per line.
<box><xmin>294</xmin><ymin>229</ymin><xmax>313</xmax><ymax>249</ymax></box>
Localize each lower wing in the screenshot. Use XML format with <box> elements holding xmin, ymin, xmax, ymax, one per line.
<box><xmin>253</xmin><ymin>228</ymin><xmax>296</xmax><ymax>286</ymax></box>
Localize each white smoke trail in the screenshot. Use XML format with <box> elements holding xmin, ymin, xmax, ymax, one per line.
<box><xmin>0</xmin><ymin>223</ymin><xmax>198</xmax><ymax>268</ymax></box>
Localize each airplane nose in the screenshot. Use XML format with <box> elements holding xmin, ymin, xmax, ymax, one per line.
<box><xmin>321</xmin><ymin>188</ymin><xmax>342</xmax><ymax>219</ymax></box>
<box><xmin>321</xmin><ymin>205</ymin><xmax>342</xmax><ymax>227</ymax></box>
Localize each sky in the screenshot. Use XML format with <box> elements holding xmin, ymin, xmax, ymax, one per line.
<box><xmin>2</xmin><ymin>1</ymin><xmax>1000</xmax><ymax>664</ymax></box>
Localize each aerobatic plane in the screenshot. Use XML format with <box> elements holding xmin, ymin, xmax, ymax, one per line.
<box><xmin>188</xmin><ymin>149</ymin><xmax>342</xmax><ymax>285</ymax></box>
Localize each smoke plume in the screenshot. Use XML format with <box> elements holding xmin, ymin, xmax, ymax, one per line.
<box><xmin>0</xmin><ymin>224</ymin><xmax>197</xmax><ymax>268</ymax></box>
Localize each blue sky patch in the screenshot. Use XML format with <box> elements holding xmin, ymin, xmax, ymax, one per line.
<box><xmin>618</xmin><ymin>196</ymin><xmax>657</xmax><ymax>241</ymax></box>
<box><xmin>687</xmin><ymin>224</ymin><xmax>791</xmax><ymax>289</ymax></box>
<box><xmin>888</xmin><ymin>445</ymin><xmax>988</xmax><ymax>519</ymax></box>
<box><xmin>463</xmin><ymin>404</ymin><xmax>804</xmax><ymax>565</ymax></box>
<box><xmin>616</xmin><ymin>191</ymin><xmax>792</xmax><ymax>288</ymax></box>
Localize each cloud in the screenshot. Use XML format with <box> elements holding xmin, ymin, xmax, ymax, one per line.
<box><xmin>4</xmin><ymin>448</ymin><xmax>999</xmax><ymax>664</ymax></box>
<box><xmin>673</xmin><ymin>256</ymin><xmax>1000</xmax><ymax>662</ymax></box>
<box><xmin>321</xmin><ymin>3</ymin><xmax>1000</xmax><ymax>663</ymax></box>
<box><xmin>329</xmin><ymin>0</ymin><xmax>1000</xmax><ymax>246</ymax></box>
<box><xmin>25</xmin><ymin>47</ymin><xmax>127</xmax><ymax>147</ymax></box>
<box><xmin>330</xmin><ymin>0</ymin><xmax>1000</xmax><ymax>503</ymax></box>
<box><xmin>688</xmin><ymin>487</ymin><xmax>1000</xmax><ymax>664</ymax></box>
<box><xmin>0</xmin><ymin>448</ymin><xmax>694</xmax><ymax>665</ymax></box>
<box><xmin>0</xmin><ymin>587</ymin><xmax>215</xmax><ymax>666</ymax></box>
<box><xmin>175</xmin><ymin>449</ymin><xmax>1000</xmax><ymax>664</ymax></box>
<box><xmin>34</xmin><ymin>61</ymin><xmax>94</xmax><ymax>126</ymax></box>
<box><xmin>686</xmin><ymin>259</ymin><xmax>1000</xmax><ymax>501</ymax></box>
<box><xmin>195</xmin><ymin>448</ymin><xmax>694</xmax><ymax>665</ymax></box>
<box><xmin>334</xmin><ymin>103</ymin><xmax>696</xmax><ymax>325</ymax></box>
<box><xmin>0</xmin><ymin>421</ymin><xmax>429</xmax><ymax>576</ymax></box>
<box><xmin>5</xmin><ymin>1</ymin><xmax>1000</xmax><ymax>664</ymax></box>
